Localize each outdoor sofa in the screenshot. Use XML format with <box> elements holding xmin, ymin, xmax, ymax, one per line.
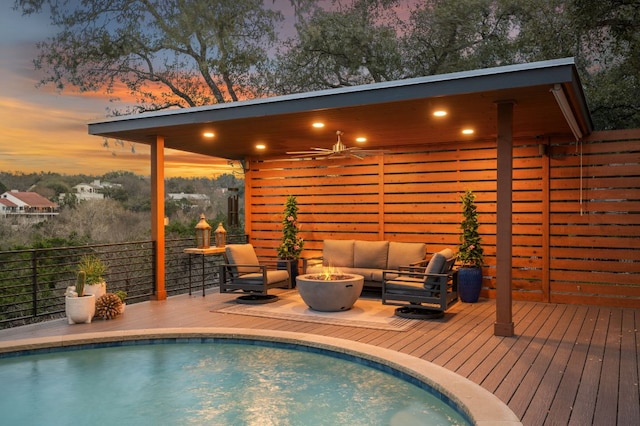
<box><xmin>302</xmin><ymin>239</ymin><xmax>427</xmax><ymax>289</ymax></box>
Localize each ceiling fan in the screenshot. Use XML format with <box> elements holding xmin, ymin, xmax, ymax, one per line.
<box><xmin>286</xmin><ymin>131</ymin><xmax>385</xmax><ymax>160</ymax></box>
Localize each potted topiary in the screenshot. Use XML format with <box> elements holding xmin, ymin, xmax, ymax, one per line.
<box><xmin>65</xmin><ymin>270</ymin><xmax>96</xmax><ymax>324</ymax></box>
<box><xmin>457</xmin><ymin>190</ymin><xmax>484</xmax><ymax>303</ymax></box>
<box><xmin>277</xmin><ymin>195</ymin><xmax>304</xmax><ymax>283</ymax></box>
<box><xmin>78</xmin><ymin>255</ymin><xmax>107</xmax><ymax>299</ymax></box>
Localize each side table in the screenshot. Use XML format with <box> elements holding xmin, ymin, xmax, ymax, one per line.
<box><xmin>183</xmin><ymin>247</ymin><xmax>227</xmax><ymax>296</ymax></box>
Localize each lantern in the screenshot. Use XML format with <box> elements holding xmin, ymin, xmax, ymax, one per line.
<box><xmin>214</xmin><ymin>222</ymin><xmax>227</xmax><ymax>247</ymax></box>
<box><xmin>195</xmin><ymin>214</ymin><xmax>211</xmax><ymax>249</ymax></box>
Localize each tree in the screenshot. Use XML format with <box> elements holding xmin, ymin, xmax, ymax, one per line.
<box><xmin>570</xmin><ymin>0</ymin><xmax>640</xmax><ymax>129</ymax></box>
<box><xmin>271</xmin><ymin>0</ymin><xmax>404</xmax><ymax>93</ymax></box>
<box><xmin>15</xmin><ymin>0</ymin><xmax>292</xmax><ymax>113</ymax></box>
<box><xmin>402</xmin><ymin>0</ymin><xmax>519</xmax><ymax>76</ymax></box>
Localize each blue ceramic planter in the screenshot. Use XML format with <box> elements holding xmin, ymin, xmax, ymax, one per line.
<box><xmin>458</xmin><ymin>267</ymin><xmax>483</xmax><ymax>303</ymax></box>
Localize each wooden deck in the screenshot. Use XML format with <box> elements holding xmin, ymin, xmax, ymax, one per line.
<box><xmin>1</xmin><ymin>288</ymin><xmax>638</xmax><ymax>426</ymax></box>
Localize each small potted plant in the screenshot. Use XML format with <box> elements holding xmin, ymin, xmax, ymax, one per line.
<box><xmin>115</xmin><ymin>290</ymin><xmax>127</xmax><ymax>314</ymax></box>
<box><xmin>78</xmin><ymin>255</ymin><xmax>107</xmax><ymax>299</ymax></box>
<box><xmin>277</xmin><ymin>195</ymin><xmax>304</xmax><ymax>281</ymax></box>
<box><xmin>457</xmin><ymin>189</ymin><xmax>484</xmax><ymax>302</ymax></box>
<box><xmin>65</xmin><ymin>270</ymin><xmax>96</xmax><ymax>324</ymax></box>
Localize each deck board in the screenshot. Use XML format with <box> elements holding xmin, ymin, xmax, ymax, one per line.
<box><xmin>618</xmin><ymin>310</ymin><xmax>640</xmax><ymax>424</ymax></box>
<box><xmin>1</xmin><ymin>288</ymin><xmax>639</xmax><ymax>426</ymax></box>
<box><xmin>594</xmin><ymin>308</ymin><xmax>622</xmax><ymax>425</ymax></box>
<box><xmin>520</xmin><ymin>304</ymin><xmax>585</xmax><ymax>426</ymax></box>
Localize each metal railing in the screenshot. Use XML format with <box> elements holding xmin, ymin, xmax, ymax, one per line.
<box><xmin>0</xmin><ymin>235</ymin><xmax>247</xmax><ymax>329</ymax></box>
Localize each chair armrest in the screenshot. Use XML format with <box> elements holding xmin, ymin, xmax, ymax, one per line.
<box><xmin>409</xmin><ymin>258</ymin><xmax>429</xmax><ymax>267</ymax></box>
<box><xmin>221</xmin><ymin>263</ymin><xmax>268</xmax><ymax>271</ymax></box>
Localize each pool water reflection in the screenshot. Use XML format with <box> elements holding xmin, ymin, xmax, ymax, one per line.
<box><xmin>0</xmin><ymin>341</ymin><xmax>469</xmax><ymax>425</ymax></box>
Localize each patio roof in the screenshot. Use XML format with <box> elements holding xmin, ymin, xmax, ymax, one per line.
<box><xmin>88</xmin><ymin>57</ymin><xmax>592</xmax><ymax>160</ymax></box>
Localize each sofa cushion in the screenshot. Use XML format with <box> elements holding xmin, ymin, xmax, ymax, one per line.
<box><xmin>354</xmin><ymin>240</ymin><xmax>389</xmax><ymax>269</ymax></box>
<box><xmin>387</xmin><ymin>242</ymin><xmax>426</xmax><ymax>270</ymax></box>
<box><xmin>323</xmin><ymin>239</ymin><xmax>355</xmax><ymax>267</ymax></box>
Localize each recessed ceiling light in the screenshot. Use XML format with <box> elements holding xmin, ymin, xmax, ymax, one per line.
<box><xmin>256</xmin><ymin>144</ymin><xmax>266</xmax><ymax>150</ymax></box>
<box><xmin>355</xmin><ymin>137</ymin><xmax>367</xmax><ymax>143</ymax></box>
<box><xmin>433</xmin><ymin>110</ymin><xmax>447</xmax><ymax>117</ymax></box>
<box><xmin>203</xmin><ymin>132</ymin><xmax>215</xmax><ymax>138</ymax></box>
<box><xmin>462</xmin><ymin>129</ymin><xmax>474</xmax><ymax>135</ymax></box>
<box><xmin>312</xmin><ymin>122</ymin><xmax>325</xmax><ymax>128</ymax></box>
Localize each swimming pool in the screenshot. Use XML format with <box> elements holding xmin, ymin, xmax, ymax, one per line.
<box><xmin>1</xmin><ymin>341</ymin><xmax>467</xmax><ymax>425</ymax></box>
<box><xmin>0</xmin><ymin>328</ymin><xmax>521</xmax><ymax>425</ymax></box>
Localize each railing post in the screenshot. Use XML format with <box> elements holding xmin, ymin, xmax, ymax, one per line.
<box><xmin>31</xmin><ymin>250</ymin><xmax>38</xmax><ymax>317</ymax></box>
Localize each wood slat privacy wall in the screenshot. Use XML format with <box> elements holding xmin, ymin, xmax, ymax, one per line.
<box><xmin>244</xmin><ymin>129</ymin><xmax>640</xmax><ymax>308</ymax></box>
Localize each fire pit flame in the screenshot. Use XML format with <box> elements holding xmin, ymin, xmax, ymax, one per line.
<box><xmin>306</xmin><ymin>266</ymin><xmax>353</xmax><ymax>281</ymax></box>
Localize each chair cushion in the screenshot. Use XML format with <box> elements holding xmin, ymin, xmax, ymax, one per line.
<box><xmin>424</xmin><ymin>248</ymin><xmax>456</xmax><ymax>287</ymax></box>
<box><xmin>387</xmin><ymin>242</ymin><xmax>426</xmax><ymax>270</ymax></box>
<box><xmin>323</xmin><ymin>239</ymin><xmax>355</xmax><ymax>267</ymax></box>
<box><xmin>225</xmin><ymin>244</ymin><xmax>260</xmax><ymax>274</ymax></box>
<box><xmin>425</xmin><ymin>252</ymin><xmax>446</xmax><ymax>275</ymax></box>
<box><xmin>238</xmin><ymin>270</ymin><xmax>289</xmax><ymax>284</ymax></box>
<box><xmin>354</xmin><ymin>240</ymin><xmax>389</xmax><ymax>269</ymax></box>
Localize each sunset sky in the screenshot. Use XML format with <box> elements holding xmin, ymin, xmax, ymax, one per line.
<box><xmin>0</xmin><ymin>2</ymin><xmax>416</xmax><ymax>179</ymax></box>
<box><xmin>0</xmin><ymin>4</ymin><xmax>241</xmax><ymax>178</ymax></box>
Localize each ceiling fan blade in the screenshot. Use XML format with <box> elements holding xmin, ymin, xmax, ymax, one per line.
<box><xmin>288</xmin><ymin>152</ymin><xmax>334</xmax><ymax>158</ymax></box>
<box><xmin>286</xmin><ymin>148</ymin><xmax>332</xmax><ymax>154</ymax></box>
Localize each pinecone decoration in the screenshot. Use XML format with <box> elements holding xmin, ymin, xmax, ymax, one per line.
<box><xmin>95</xmin><ymin>293</ymin><xmax>123</xmax><ymax>320</ymax></box>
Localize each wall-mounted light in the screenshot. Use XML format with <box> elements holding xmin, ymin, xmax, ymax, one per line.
<box><xmin>355</xmin><ymin>137</ymin><xmax>367</xmax><ymax>143</ymax></box>
<box><xmin>255</xmin><ymin>144</ymin><xmax>266</xmax><ymax>150</ymax></box>
<box><xmin>462</xmin><ymin>128</ymin><xmax>474</xmax><ymax>135</ymax></box>
<box><xmin>433</xmin><ymin>110</ymin><xmax>447</xmax><ymax>117</ymax></box>
<box><xmin>312</xmin><ymin>122</ymin><xmax>325</xmax><ymax>128</ymax></box>
<box><xmin>203</xmin><ymin>132</ymin><xmax>215</xmax><ymax>138</ymax></box>
<box><xmin>551</xmin><ymin>84</ymin><xmax>582</xmax><ymax>141</ymax></box>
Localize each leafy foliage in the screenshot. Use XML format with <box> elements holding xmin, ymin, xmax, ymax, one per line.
<box><xmin>277</xmin><ymin>196</ymin><xmax>304</xmax><ymax>259</ymax></box>
<box><xmin>14</xmin><ymin>0</ymin><xmax>640</xmax><ymax>129</ymax></box>
<box><xmin>17</xmin><ymin>0</ymin><xmax>289</xmax><ymax>112</ymax></box>
<box><xmin>458</xmin><ymin>190</ymin><xmax>484</xmax><ymax>268</ymax></box>
<box><xmin>77</xmin><ymin>255</ymin><xmax>107</xmax><ymax>285</ymax></box>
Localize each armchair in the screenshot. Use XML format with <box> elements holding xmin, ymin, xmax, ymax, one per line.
<box><xmin>382</xmin><ymin>248</ymin><xmax>458</xmax><ymax>319</ymax></box>
<box><xmin>219</xmin><ymin>244</ymin><xmax>292</xmax><ymax>299</ymax></box>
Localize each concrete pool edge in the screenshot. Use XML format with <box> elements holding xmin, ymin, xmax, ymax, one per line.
<box><xmin>0</xmin><ymin>328</ymin><xmax>521</xmax><ymax>426</ymax></box>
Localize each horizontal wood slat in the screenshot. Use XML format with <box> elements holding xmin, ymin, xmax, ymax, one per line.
<box><xmin>246</xmin><ymin>130</ymin><xmax>640</xmax><ymax>308</ymax></box>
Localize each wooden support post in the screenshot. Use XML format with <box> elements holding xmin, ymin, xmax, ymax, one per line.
<box><xmin>244</xmin><ymin>159</ymin><xmax>252</xmax><ymax>244</ymax></box>
<box><xmin>151</xmin><ymin>135</ymin><xmax>166</xmax><ymax>300</ymax></box>
<box><xmin>495</xmin><ymin>101</ymin><xmax>515</xmax><ymax>336</ymax></box>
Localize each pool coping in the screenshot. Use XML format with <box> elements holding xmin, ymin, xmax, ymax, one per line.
<box><xmin>0</xmin><ymin>328</ymin><xmax>522</xmax><ymax>425</ymax></box>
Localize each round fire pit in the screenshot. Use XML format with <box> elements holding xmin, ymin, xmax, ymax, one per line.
<box><xmin>296</xmin><ymin>273</ymin><xmax>364</xmax><ymax>312</ymax></box>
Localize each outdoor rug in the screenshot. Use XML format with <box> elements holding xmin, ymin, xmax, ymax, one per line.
<box><xmin>213</xmin><ymin>291</ymin><xmax>417</xmax><ymax>331</ymax></box>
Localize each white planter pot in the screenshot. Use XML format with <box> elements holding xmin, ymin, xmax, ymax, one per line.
<box><xmin>85</xmin><ymin>282</ymin><xmax>106</xmax><ymax>299</ymax></box>
<box><xmin>65</xmin><ymin>294</ymin><xmax>96</xmax><ymax>324</ymax></box>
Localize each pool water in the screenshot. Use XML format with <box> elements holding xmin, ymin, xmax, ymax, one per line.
<box><xmin>0</xmin><ymin>342</ymin><xmax>469</xmax><ymax>425</ymax></box>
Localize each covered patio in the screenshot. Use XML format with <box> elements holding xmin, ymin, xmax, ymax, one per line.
<box><xmin>88</xmin><ymin>57</ymin><xmax>635</xmax><ymax>336</ymax></box>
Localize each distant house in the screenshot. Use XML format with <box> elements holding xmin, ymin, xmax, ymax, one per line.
<box><xmin>70</xmin><ymin>183</ymin><xmax>104</xmax><ymax>201</ymax></box>
<box><xmin>0</xmin><ymin>190</ymin><xmax>59</xmax><ymax>222</ymax></box>
<box><xmin>167</xmin><ymin>192</ymin><xmax>211</xmax><ymax>206</ymax></box>
<box><xmin>60</xmin><ymin>179</ymin><xmax>122</xmax><ymax>202</ymax></box>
